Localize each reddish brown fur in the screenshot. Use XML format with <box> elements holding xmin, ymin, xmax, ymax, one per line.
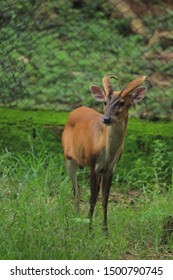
<box><xmin>62</xmin><ymin>107</ymin><xmax>106</xmax><ymax>166</ymax></box>
<box><xmin>62</xmin><ymin>75</ymin><xmax>147</xmax><ymax>233</ymax></box>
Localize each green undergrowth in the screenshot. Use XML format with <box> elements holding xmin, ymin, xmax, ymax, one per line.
<box><xmin>0</xmin><ymin>107</ymin><xmax>68</xmax><ymax>126</ymax></box>
<box><xmin>1</xmin><ymin>107</ymin><xmax>173</xmax><ymax>134</ymax></box>
<box><xmin>0</xmin><ymin>146</ymin><xmax>173</xmax><ymax>260</ymax></box>
<box><xmin>0</xmin><ymin>108</ymin><xmax>173</xmax><ymax>259</ymax></box>
<box><xmin>0</xmin><ymin>107</ymin><xmax>173</xmax><ymax>156</ymax></box>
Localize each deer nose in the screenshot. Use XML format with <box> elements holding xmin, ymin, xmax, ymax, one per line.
<box><xmin>102</xmin><ymin>116</ymin><xmax>112</xmax><ymax>125</ymax></box>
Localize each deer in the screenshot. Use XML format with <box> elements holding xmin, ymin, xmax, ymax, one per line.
<box><xmin>62</xmin><ymin>75</ymin><xmax>147</xmax><ymax>233</ymax></box>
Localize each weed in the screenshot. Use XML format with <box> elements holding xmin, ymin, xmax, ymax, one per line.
<box><xmin>152</xmin><ymin>139</ymin><xmax>172</xmax><ymax>189</ymax></box>
<box><xmin>0</xmin><ymin>133</ymin><xmax>173</xmax><ymax>259</ymax></box>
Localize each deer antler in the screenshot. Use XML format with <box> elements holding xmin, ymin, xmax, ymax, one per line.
<box><xmin>121</xmin><ymin>76</ymin><xmax>146</xmax><ymax>97</ymax></box>
<box><xmin>102</xmin><ymin>75</ymin><xmax>118</xmax><ymax>96</ymax></box>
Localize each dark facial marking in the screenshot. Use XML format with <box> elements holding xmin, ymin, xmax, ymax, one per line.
<box><xmin>109</xmin><ymin>95</ymin><xmax>125</xmax><ymax>109</ymax></box>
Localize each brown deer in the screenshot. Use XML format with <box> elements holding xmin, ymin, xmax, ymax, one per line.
<box><xmin>62</xmin><ymin>75</ymin><xmax>147</xmax><ymax>233</ymax></box>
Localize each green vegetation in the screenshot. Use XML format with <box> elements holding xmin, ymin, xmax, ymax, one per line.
<box><xmin>1</xmin><ymin>1</ymin><xmax>173</xmax><ymax>119</ymax></box>
<box><xmin>0</xmin><ymin>108</ymin><xmax>68</xmax><ymax>126</ymax></box>
<box><xmin>0</xmin><ymin>107</ymin><xmax>173</xmax><ymax>155</ymax></box>
<box><xmin>0</xmin><ymin>0</ymin><xmax>173</xmax><ymax>260</ymax></box>
<box><xmin>0</xmin><ymin>109</ymin><xmax>173</xmax><ymax>259</ymax></box>
<box><xmin>0</xmin><ymin>135</ymin><xmax>173</xmax><ymax>260</ymax></box>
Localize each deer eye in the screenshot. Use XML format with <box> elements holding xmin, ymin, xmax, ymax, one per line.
<box><xmin>118</xmin><ymin>101</ymin><xmax>125</xmax><ymax>107</ymax></box>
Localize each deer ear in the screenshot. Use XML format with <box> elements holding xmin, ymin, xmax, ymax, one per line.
<box><xmin>90</xmin><ymin>85</ymin><xmax>105</xmax><ymax>102</ymax></box>
<box><xmin>131</xmin><ymin>87</ymin><xmax>147</xmax><ymax>104</ymax></box>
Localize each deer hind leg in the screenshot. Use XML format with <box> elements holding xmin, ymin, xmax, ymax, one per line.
<box><xmin>88</xmin><ymin>169</ymin><xmax>101</xmax><ymax>230</ymax></box>
<box><xmin>66</xmin><ymin>159</ymin><xmax>80</xmax><ymax>213</ymax></box>
<box><xmin>101</xmin><ymin>173</ymin><xmax>113</xmax><ymax>234</ymax></box>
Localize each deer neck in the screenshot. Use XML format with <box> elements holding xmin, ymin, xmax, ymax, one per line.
<box><xmin>104</xmin><ymin>117</ymin><xmax>128</xmax><ymax>158</ymax></box>
<box><xmin>94</xmin><ymin>116</ymin><xmax>128</xmax><ymax>173</ymax></box>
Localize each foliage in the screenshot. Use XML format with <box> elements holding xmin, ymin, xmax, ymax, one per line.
<box><xmin>152</xmin><ymin>140</ymin><xmax>172</xmax><ymax>188</ymax></box>
<box><xmin>0</xmin><ymin>0</ymin><xmax>173</xmax><ymax>119</ymax></box>
<box><xmin>113</xmin><ymin>137</ymin><xmax>173</xmax><ymax>194</ymax></box>
<box><xmin>145</xmin><ymin>6</ymin><xmax>173</xmax><ymax>32</ymax></box>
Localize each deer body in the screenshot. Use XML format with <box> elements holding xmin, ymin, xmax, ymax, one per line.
<box><xmin>62</xmin><ymin>75</ymin><xmax>147</xmax><ymax>232</ymax></box>
<box><xmin>63</xmin><ymin>106</ymin><xmax>126</xmax><ymax>168</ymax></box>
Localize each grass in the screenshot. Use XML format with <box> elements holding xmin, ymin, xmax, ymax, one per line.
<box><xmin>0</xmin><ymin>144</ymin><xmax>173</xmax><ymax>260</ymax></box>
<box><xmin>0</xmin><ymin>107</ymin><xmax>68</xmax><ymax>126</ymax></box>
<box><xmin>0</xmin><ymin>108</ymin><xmax>172</xmax><ymax>259</ymax></box>
<box><xmin>1</xmin><ymin>107</ymin><xmax>173</xmax><ymax>136</ymax></box>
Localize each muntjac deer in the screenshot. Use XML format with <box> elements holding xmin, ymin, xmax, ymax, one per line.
<box><xmin>62</xmin><ymin>75</ymin><xmax>147</xmax><ymax>233</ymax></box>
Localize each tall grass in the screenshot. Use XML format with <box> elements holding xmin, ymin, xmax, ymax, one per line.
<box><xmin>0</xmin><ymin>143</ymin><xmax>173</xmax><ymax>260</ymax></box>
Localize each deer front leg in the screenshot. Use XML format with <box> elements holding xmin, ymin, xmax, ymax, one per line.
<box><xmin>88</xmin><ymin>169</ymin><xmax>100</xmax><ymax>230</ymax></box>
<box><xmin>102</xmin><ymin>173</ymin><xmax>113</xmax><ymax>234</ymax></box>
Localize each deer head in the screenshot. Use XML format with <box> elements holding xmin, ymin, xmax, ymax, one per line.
<box><xmin>90</xmin><ymin>75</ymin><xmax>147</xmax><ymax>125</ymax></box>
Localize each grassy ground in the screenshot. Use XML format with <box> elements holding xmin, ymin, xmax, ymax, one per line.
<box><xmin>0</xmin><ymin>140</ymin><xmax>173</xmax><ymax>260</ymax></box>
<box><xmin>0</xmin><ymin>108</ymin><xmax>173</xmax><ymax>260</ymax></box>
